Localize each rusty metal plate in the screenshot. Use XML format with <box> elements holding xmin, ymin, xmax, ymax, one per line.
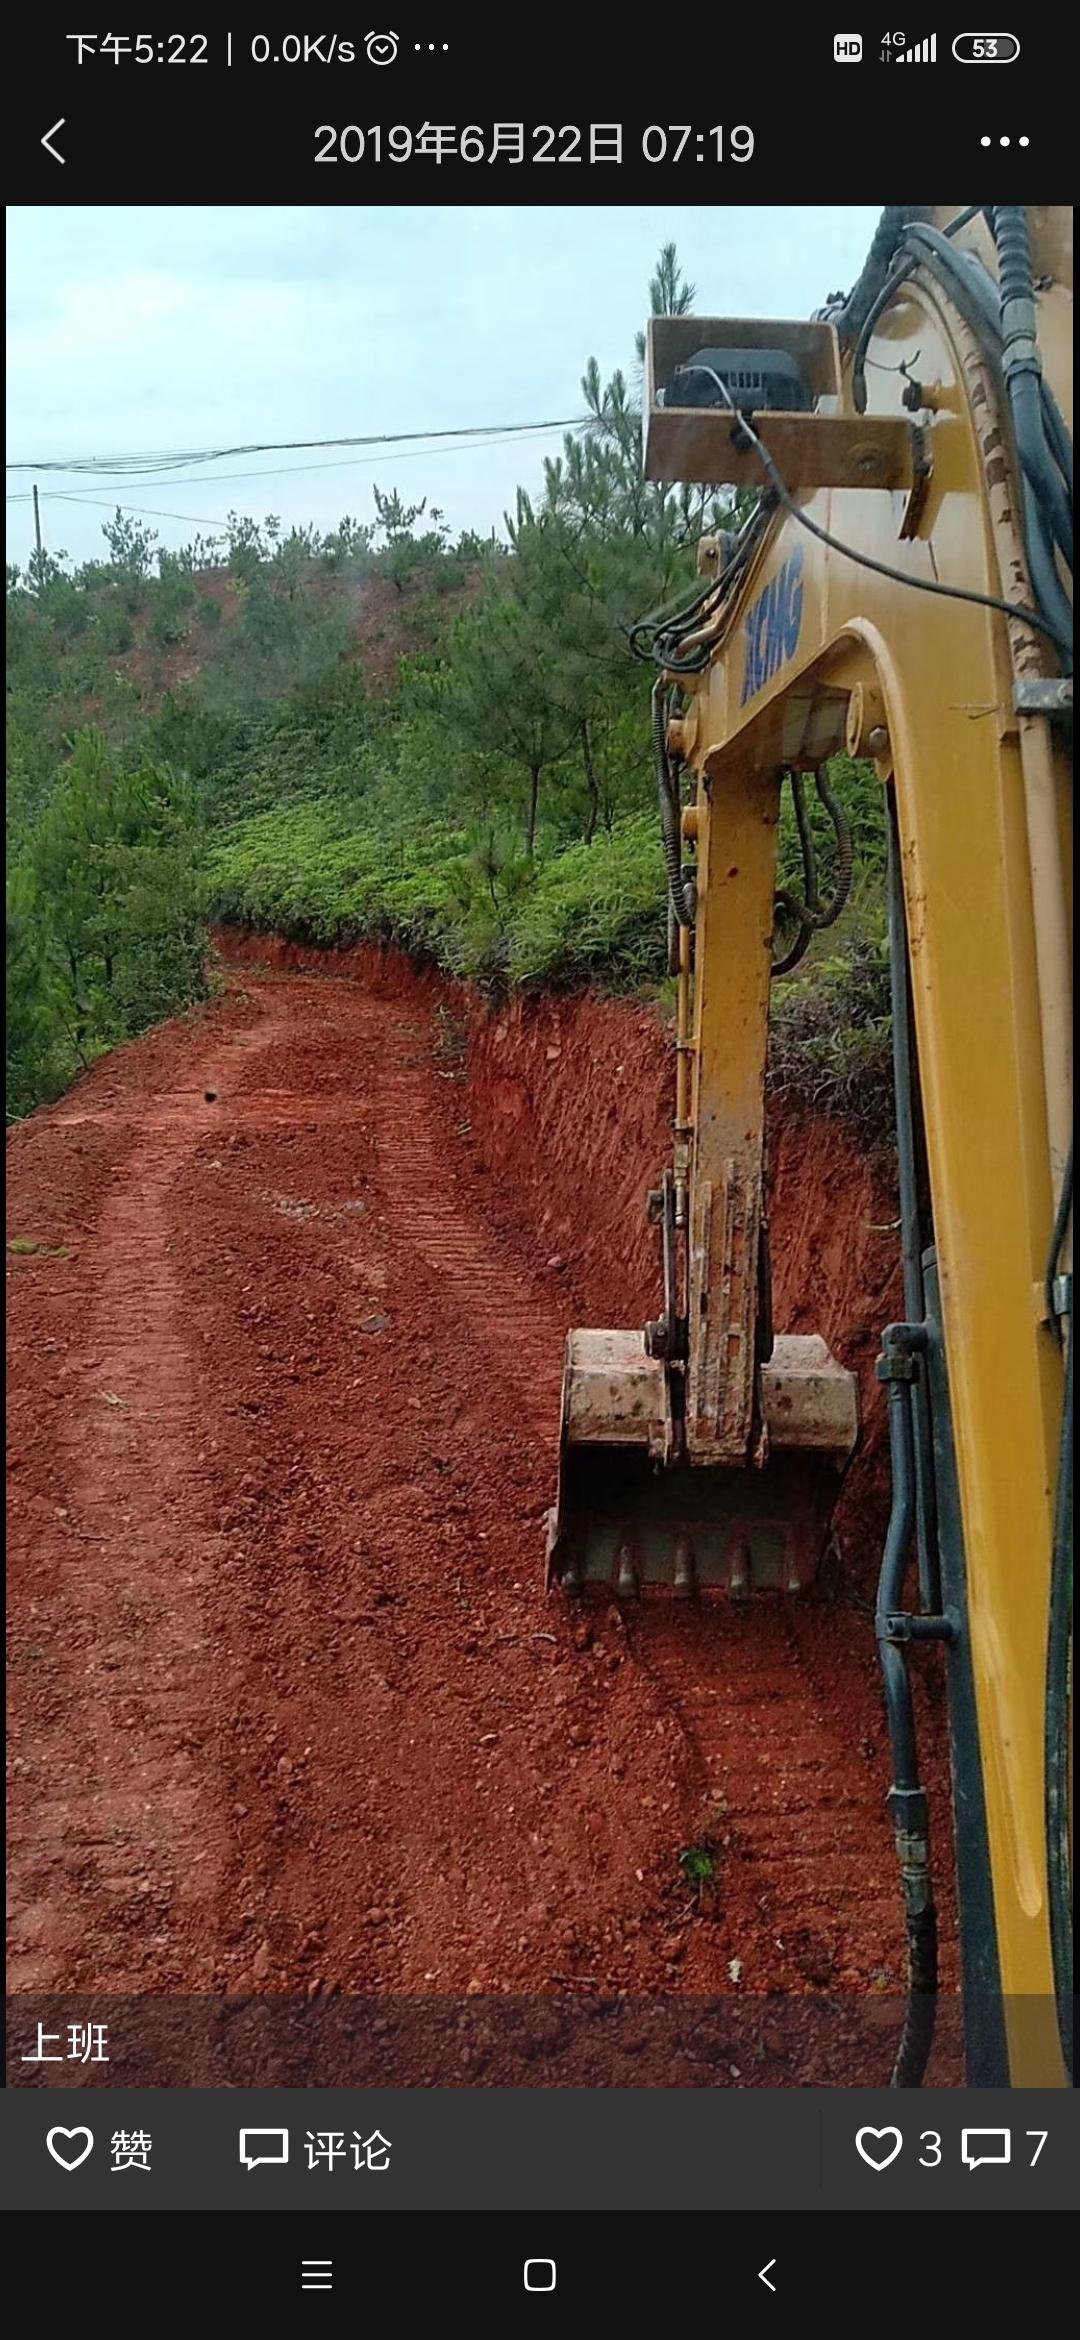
<box><xmin>761</xmin><ymin>1334</ymin><xmax>859</xmax><ymax>1453</ymax></box>
<box><xmin>562</xmin><ymin>1328</ymin><xmax>857</xmax><ymax>1458</ymax></box>
<box><xmin>561</xmin><ymin>1329</ymin><xmax>669</xmax><ymax>1460</ymax></box>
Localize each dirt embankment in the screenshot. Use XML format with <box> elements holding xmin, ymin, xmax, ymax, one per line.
<box><xmin>7</xmin><ymin>933</ymin><xmax>956</xmax><ymax>2083</ymax></box>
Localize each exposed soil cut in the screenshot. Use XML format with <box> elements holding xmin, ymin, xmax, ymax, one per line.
<box><xmin>7</xmin><ymin>938</ymin><xmax>958</xmax><ymax>2081</ymax></box>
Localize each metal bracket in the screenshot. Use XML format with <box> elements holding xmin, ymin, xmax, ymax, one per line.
<box><xmin>879</xmin><ymin>1609</ymin><xmax>960</xmax><ymax>1645</ymax></box>
<box><xmin>1013</xmin><ymin>677</ymin><xmax>1073</xmax><ymax>719</ymax></box>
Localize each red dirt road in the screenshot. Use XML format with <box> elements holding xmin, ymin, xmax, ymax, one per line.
<box><xmin>7</xmin><ymin>958</ymin><xmax>952</xmax><ymax>2026</ymax></box>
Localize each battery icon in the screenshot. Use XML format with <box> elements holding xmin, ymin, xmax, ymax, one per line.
<box><xmin>952</xmin><ymin>32</ymin><xmax>1021</xmax><ymax>60</ymax></box>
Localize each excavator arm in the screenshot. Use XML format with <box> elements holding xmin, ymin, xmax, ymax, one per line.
<box><xmin>547</xmin><ymin>206</ymin><xmax>1072</xmax><ymax>2089</ymax></box>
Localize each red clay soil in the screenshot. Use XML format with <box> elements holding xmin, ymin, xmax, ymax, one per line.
<box><xmin>6</xmin><ymin>938</ymin><xmax>958</xmax><ymax>2078</ymax></box>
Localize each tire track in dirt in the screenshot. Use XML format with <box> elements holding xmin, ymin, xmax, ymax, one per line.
<box><xmin>374</xmin><ymin>1055</ymin><xmax>566</xmax><ymax>1436</ymax></box>
<box><xmin>7</xmin><ymin>1018</ymin><xmax>284</xmax><ymax>1991</ymax></box>
<box><xmin>176</xmin><ymin>984</ymin><xmax>585</xmax><ymax>1998</ymax></box>
<box><xmin>617</xmin><ymin>1605</ymin><xmax>902</xmax><ymax>1988</ymax></box>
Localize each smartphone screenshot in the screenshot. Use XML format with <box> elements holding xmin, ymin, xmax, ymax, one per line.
<box><xmin>6</xmin><ymin>23</ymin><xmax>1074</xmax><ymax>2311</ymax></box>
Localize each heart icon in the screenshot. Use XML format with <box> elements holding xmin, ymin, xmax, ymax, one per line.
<box><xmin>47</xmin><ymin>2126</ymin><xmax>94</xmax><ymax>2172</ymax></box>
<box><xmin>856</xmin><ymin>2125</ymin><xmax>903</xmax><ymax>2171</ymax></box>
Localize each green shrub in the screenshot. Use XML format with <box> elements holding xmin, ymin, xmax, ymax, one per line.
<box><xmin>769</xmin><ymin>900</ymin><xmax>894</xmax><ymax>1135</ymax></box>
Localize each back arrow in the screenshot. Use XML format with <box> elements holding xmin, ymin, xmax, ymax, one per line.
<box><xmin>41</xmin><ymin>119</ymin><xmax>66</xmax><ymax>163</ymax></box>
<box><xmin>758</xmin><ymin>2259</ymin><xmax>777</xmax><ymax>2292</ymax></box>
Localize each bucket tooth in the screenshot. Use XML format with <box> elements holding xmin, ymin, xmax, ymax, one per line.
<box><xmin>730</xmin><ymin>1537</ymin><xmax>750</xmax><ymax>1599</ymax></box>
<box><xmin>615</xmin><ymin>1540</ymin><xmax>641</xmax><ymax>1598</ymax></box>
<box><xmin>673</xmin><ymin>1533</ymin><xmax>697</xmax><ymax>1601</ymax></box>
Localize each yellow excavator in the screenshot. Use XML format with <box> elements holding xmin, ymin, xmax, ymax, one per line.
<box><xmin>546</xmin><ymin>208</ymin><xmax>1072</xmax><ymax>2089</ymax></box>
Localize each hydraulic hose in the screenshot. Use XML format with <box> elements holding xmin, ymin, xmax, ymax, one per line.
<box><xmin>1019</xmin><ymin>472</ymin><xmax>1076</xmax><ymax>661</ymax></box>
<box><xmin>885</xmin><ymin>220</ymin><xmax>1072</xmax><ymax>519</ymax></box>
<box><xmin>832</xmin><ymin>208</ymin><xmax>920</xmax><ymax>343</ymax></box>
<box><xmin>1044</xmin><ymin>1138</ymin><xmax>1073</xmax><ymax>2078</ymax></box>
<box><xmin>876</xmin><ymin>1323</ymin><xmax>940</xmax><ymax>2089</ymax></box>
<box><xmin>844</xmin><ymin>216</ymin><xmax>1072</xmax><ymax>667</ymax></box>
<box><xmin>1046</xmin><ymin>1313</ymin><xmax>1074</xmax><ymax>2080</ymax></box>
<box><xmin>790</xmin><ymin>772</ymin><xmax>819</xmax><ymax>919</ymax></box>
<box><xmin>771</xmin><ymin>769</ymin><xmax>854</xmax><ymax>976</ymax></box>
<box><xmin>803</xmin><ymin>769</ymin><xmax>853</xmax><ymax>930</ymax></box>
<box><xmin>652</xmin><ymin>681</ymin><xmax>695</xmax><ymax>927</ymax></box>
<box><xmin>993</xmin><ymin>207</ymin><xmax>1073</xmax><ymax>571</ymax></box>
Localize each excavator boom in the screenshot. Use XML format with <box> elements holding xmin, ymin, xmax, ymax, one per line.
<box><xmin>547</xmin><ymin>206</ymin><xmax>1072</xmax><ymax>2091</ymax></box>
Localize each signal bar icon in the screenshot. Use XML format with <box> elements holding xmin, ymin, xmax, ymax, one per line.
<box><xmin>895</xmin><ymin>32</ymin><xmax>938</xmax><ymax>60</ymax></box>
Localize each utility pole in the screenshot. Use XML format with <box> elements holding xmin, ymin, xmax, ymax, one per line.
<box><xmin>32</xmin><ymin>483</ymin><xmax>44</xmax><ymax>591</ymax></box>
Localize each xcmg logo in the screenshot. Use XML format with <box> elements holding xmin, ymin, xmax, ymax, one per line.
<box><xmin>739</xmin><ymin>543</ymin><xmax>805</xmax><ymax>705</ymax></box>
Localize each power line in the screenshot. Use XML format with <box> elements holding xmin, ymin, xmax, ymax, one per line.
<box><xmin>6</xmin><ymin>415</ymin><xmax>589</xmax><ymax>478</ymax></box>
<box><xmin>9</xmin><ymin>493</ymin><xmax>233</xmax><ymax>525</ymax></box>
<box><xmin>6</xmin><ymin>424</ymin><xmax>581</xmax><ymax>513</ymax></box>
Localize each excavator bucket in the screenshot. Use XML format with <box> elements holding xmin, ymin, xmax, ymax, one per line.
<box><xmin>546</xmin><ymin>1328</ymin><xmax>858</xmax><ymax>1596</ymax></box>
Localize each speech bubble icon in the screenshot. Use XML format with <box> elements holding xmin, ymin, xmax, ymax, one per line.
<box><xmin>239</xmin><ymin>2127</ymin><xmax>289</xmax><ymax>2170</ymax></box>
<box><xmin>961</xmin><ymin>2127</ymin><xmax>1011</xmax><ymax>2171</ymax></box>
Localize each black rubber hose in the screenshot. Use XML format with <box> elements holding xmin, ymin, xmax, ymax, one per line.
<box><xmin>771</xmin><ymin>779</ymin><xmax>813</xmax><ymax>973</ymax></box>
<box><xmin>1019</xmin><ymin>472</ymin><xmax>1076</xmax><ymax>665</ymax></box>
<box><xmin>993</xmin><ymin>207</ymin><xmax>1073</xmax><ymax>568</ymax></box>
<box><xmin>886</xmin><ymin>791</ymin><xmax>924</xmax><ymax>1334</ymax></box>
<box><xmin>848</xmin><ymin>221</ymin><xmax>1072</xmax><ymax>663</ymax></box>
<box><xmin>877</xmin><ymin>1368</ymin><xmax>922</xmax><ymax>1789</ymax></box>
<box><xmin>806</xmin><ymin>769</ymin><xmax>854</xmax><ymax>929</ymax></box>
<box><xmin>1046</xmin><ymin>1315</ymin><xmax>1073</xmax><ymax>2080</ymax></box>
<box><xmin>851</xmin><ymin>252</ymin><xmax>917</xmax><ymax>415</ymax></box>
<box><xmin>775</xmin><ymin>768</ymin><xmax>853</xmax><ymax>958</ymax></box>
<box><xmin>631</xmin><ymin>576</ymin><xmax>716</xmax><ymax>663</ymax></box>
<box><xmin>770</xmin><ymin>892</ymin><xmax>813</xmax><ymax>977</ymax></box>
<box><xmin>886</xmin><ymin>783</ymin><xmax>941</xmax><ymax>1616</ymax></box>
<box><xmin>790</xmin><ymin>771</ymin><xmax>819</xmax><ymax>915</ymax></box>
<box><xmin>903</xmin><ymin>220</ymin><xmax>1072</xmax><ymax>504</ymax></box>
<box><xmin>876</xmin><ymin>1330</ymin><xmax>940</xmax><ymax>2089</ymax></box>
<box><xmin>652</xmin><ymin>682</ymin><xmax>695</xmax><ymax>927</ymax></box>
<box><xmin>646</xmin><ymin>509</ymin><xmax>774</xmax><ymax>675</ymax></box>
<box><xmin>1010</xmin><ymin>368</ymin><xmax>1074</xmax><ymax>575</ymax></box>
<box><xmin>834</xmin><ymin>208</ymin><xmax>919</xmax><ymax>343</ymax></box>
<box><xmin>1040</xmin><ymin>379</ymin><xmax>1074</xmax><ymax>502</ymax></box>
<box><xmin>854</xmin><ymin>224</ymin><xmax>1072</xmax><ymax>571</ymax></box>
<box><xmin>892</xmin><ymin>1904</ymin><xmax>940</xmax><ymax>2088</ymax></box>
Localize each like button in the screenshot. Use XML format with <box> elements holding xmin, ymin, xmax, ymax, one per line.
<box><xmin>855</xmin><ymin>2126</ymin><xmax>903</xmax><ymax>2172</ymax></box>
<box><xmin>47</xmin><ymin>2127</ymin><xmax>94</xmax><ymax>2172</ymax></box>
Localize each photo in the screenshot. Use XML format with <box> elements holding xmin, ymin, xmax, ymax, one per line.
<box><xmin>7</xmin><ymin>197</ymin><xmax>1072</xmax><ymax>2123</ymax></box>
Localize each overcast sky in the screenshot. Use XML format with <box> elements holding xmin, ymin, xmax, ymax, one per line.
<box><xmin>7</xmin><ymin>206</ymin><xmax>881</xmax><ymax>571</ymax></box>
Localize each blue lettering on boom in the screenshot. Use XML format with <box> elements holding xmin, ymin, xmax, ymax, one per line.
<box><xmin>739</xmin><ymin>542</ymin><xmax>804</xmax><ymax>705</ymax></box>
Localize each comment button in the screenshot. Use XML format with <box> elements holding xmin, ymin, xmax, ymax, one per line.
<box><xmin>961</xmin><ymin>2128</ymin><xmax>1011</xmax><ymax>2171</ymax></box>
<box><xmin>240</xmin><ymin>2127</ymin><xmax>290</xmax><ymax>2170</ymax></box>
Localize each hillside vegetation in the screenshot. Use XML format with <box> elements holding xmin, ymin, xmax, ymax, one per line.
<box><xmin>7</xmin><ymin>247</ymin><xmax>890</xmax><ymax>1125</ymax></box>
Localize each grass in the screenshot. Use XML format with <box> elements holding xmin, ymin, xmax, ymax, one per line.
<box><xmin>205</xmin><ymin>800</ymin><xmax>667</xmax><ymax>992</ymax></box>
<box><xmin>678</xmin><ymin>1841</ymin><xmax>719</xmax><ymax>1907</ymax></box>
<box><xmin>7</xmin><ymin>1237</ymin><xmax>69</xmax><ymax>1257</ymax></box>
<box><xmin>206</xmin><ymin>797</ymin><xmax>895</xmax><ymax>1133</ymax></box>
<box><xmin>768</xmin><ymin>884</ymin><xmax>894</xmax><ymax>1137</ymax></box>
